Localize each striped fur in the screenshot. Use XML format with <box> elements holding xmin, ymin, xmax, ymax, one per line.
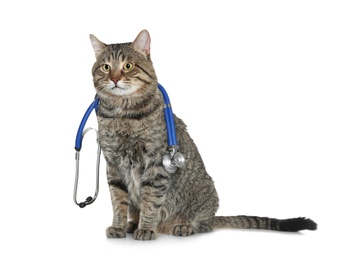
<box><xmin>89</xmin><ymin>30</ymin><xmax>317</xmax><ymax>240</ymax></box>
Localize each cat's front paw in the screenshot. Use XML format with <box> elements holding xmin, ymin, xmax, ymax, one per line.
<box><xmin>106</xmin><ymin>226</ymin><xmax>126</xmax><ymax>238</ymax></box>
<box><xmin>134</xmin><ymin>228</ymin><xmax>157</xmax><ymax>240</ymax></box>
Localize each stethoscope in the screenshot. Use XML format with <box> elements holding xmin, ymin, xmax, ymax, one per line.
<box><xmin>73</xmin><ymin>83</ymin><xmax>185</xmax><ymax>208</ymax></box>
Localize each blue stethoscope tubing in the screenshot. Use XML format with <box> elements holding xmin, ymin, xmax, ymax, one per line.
<box><xmin>74</xmin><ymin>98</ymin><xmax>99</xmax><ymax>151</ymax></box>
<box><xmin>74</xmin><ymin>83</ymin><xmax>182</xmax><ymax>208</ymax></box>
<box><xmin>157</xmin><ymin>83</ymin><xmax>177</xmax><ymax>147</ymax></box>
<box><xmin>74</xmin><ymin>83</ymin><xmax>177</xmax><ymax>151</ymax></box>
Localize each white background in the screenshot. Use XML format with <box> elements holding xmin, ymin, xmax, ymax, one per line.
<box><xmin>0</xmin><ymin>0</ymin><xmax>359</xmax><ymax>259</ymax></box>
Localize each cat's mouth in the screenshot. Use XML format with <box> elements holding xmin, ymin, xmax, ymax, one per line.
<box><xmin>112</xmin><ymin>86</ymin><xmax>125</xmax><ymax>90</ymax></box>
<box><xmin>112</xmin><ymin>82</ymin><xmax>131</xmax><ymax>90</ymax></box>
<box><xmin>108</xmin><ymin>83</ymin><xmax>139</xmax><ymax>96</ymax></box>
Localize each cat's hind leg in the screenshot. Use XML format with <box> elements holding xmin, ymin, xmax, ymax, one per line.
<box><xmin>172</xmin><ymin>224</ymin><xmax>195</xmax><ymax>237</ymax></box>
<box><xmin>171</xmin><ymin>220</ymin><xmax>213</xmax><ymax>236</ymax></box>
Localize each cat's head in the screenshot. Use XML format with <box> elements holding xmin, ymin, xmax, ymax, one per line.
<box><xmin>90</xmin><ymin>30</ymin><xmax>157</xmax><ymax>102</ymax></box>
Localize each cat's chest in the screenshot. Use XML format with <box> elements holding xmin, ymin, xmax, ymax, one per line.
<box><xmin>98</xmin><ymin>118</ymin><xmax>145</xmax><ymax>159</ymax></box>
<box><xmin>97</xmin><ymin>117</ymin><xmax>158</xmax><ymax>204</ymax></box>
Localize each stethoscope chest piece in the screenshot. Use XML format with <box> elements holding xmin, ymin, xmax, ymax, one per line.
<box><xmin>162</xmin><ymin>146</ymin><xmax>186</xmax><ymax>173</ymax></box>
<box><xmin>158</xmin><ymin>83</ymin><xmax>186</xmax><ymax>173</ymax></box>
<box><xmin>73</xmin><ymin>83</ymin><xmax>185</xmax><ymax>208</ymax></box>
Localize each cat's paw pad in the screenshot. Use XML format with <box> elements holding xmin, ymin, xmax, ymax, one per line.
<box><xmin>172</xmin><ymin>224</ymin><xmax>195</xmax><ymax>237</ymax></box>
<box><xmin>134</xmin><ymin>228</ymin><xmax>157</xmax><ymax>240</ymax></box>
<box><xmin>106</xmin><ymin>226</ymin><xmax>126</xmax><ymax>238</ymax></box>
<box><xmin>126</xmin><ymin>221</ymin><xmax>138</xmax><ymax>233</ymax></box>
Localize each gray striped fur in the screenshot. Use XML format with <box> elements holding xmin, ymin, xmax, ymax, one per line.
<box><xmin>89</xmin><ymin>30</ymin><xmax>317</xmax><ymax>240</ymax></box>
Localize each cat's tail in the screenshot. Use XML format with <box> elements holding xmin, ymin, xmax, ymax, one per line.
<box><xmin>211</xmin><ymin>215</ymin><xmax>317</xmax><ymax>232</ymax></box>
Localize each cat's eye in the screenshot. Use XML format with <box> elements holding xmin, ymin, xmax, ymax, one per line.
<box><xmin>123</xmin><ymin>62</ymin><xmax>134</xmax><ymax>71</ymax></box>
<box><xmin>102</xmin><ymin>64</ymin><xmax>111</xmax><ymax>72</ymax></box>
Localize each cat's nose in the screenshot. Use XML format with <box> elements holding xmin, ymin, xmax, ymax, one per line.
<box><xmin>111</xmin><ymin>78</ymin><xmax>119</xmax><ymax>84</ymax></box>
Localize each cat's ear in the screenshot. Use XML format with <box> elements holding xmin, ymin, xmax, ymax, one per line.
<box><xmin>89</xmin><ymin>34</ymin><xmax>106</xmax><ymax>58</ymax></box>
<box><xmin>131</xmin><ymin>30</ymin><xmax>151</xmax><ymax>57</ymax></box>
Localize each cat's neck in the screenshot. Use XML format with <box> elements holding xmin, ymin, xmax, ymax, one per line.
<box><xmin>97</xmin><ymin>89</ymin><xmax>163</xmax><ymax>119</ymax></box>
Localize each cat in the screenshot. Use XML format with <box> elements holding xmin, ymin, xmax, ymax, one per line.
<box><xmin>89</xmin><ymin>30</ymin><xmax>317</xmax><ymax>240</ymax></box>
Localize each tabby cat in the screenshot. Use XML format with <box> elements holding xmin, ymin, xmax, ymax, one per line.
<box><xmin>89</xmin><ymin>30</ymin><xmax>317</xmax><ymax>240</ymax></box>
